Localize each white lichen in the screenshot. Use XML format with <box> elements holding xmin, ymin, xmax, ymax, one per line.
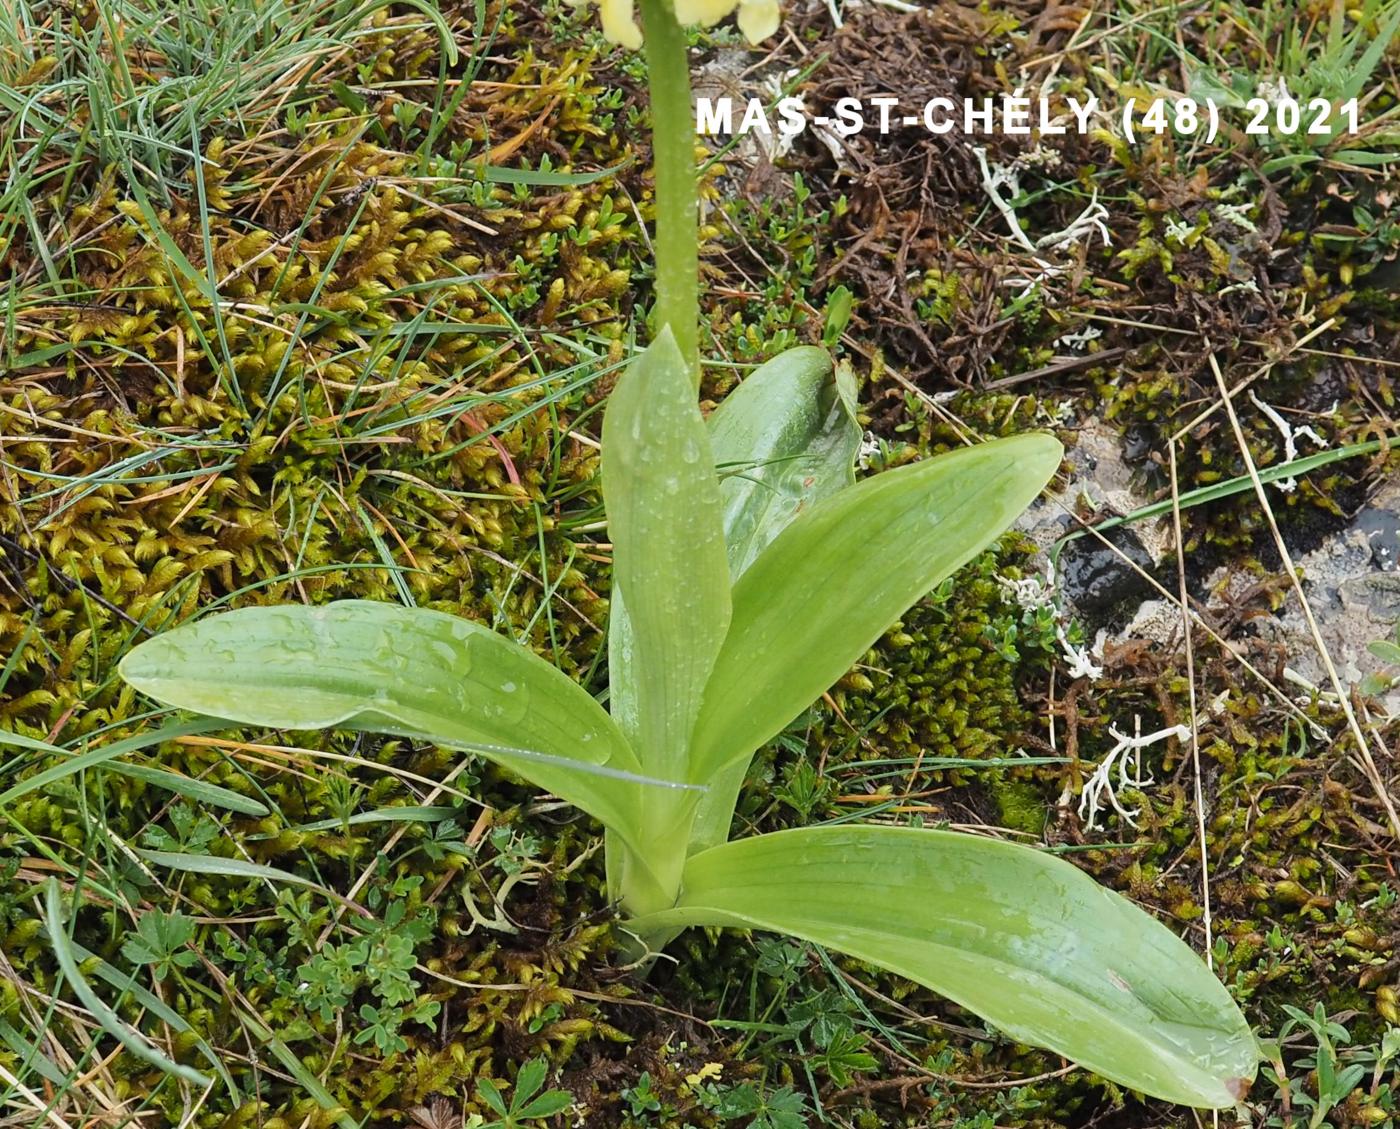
<box><xmin>995</xmin><ymin>560</ymin><xmax>1104</xmax><ymax>680</ymax></box>
<box><xmin>973</xmin><ymin>145</ymin><xmax>1111</xmax><ymax>299</ymax></box>
<box><xmin>1249</xmin><ymin>390</ymin><xmax>1328</xmax><ymax>493</ymax></box>
<box><xmin>1054</xmin><ymin>325</ymin><xmax>1103</xmax><ymax>351</ymax></box>
<box><xmin>1078</xmin><ymin>721</ymin><xmax>1189</xmax><ymax>831</ymax></box>
<box><xmin>1214</xmin><ymin>202</ymin><xmax>1257</xmax><ymax>233</ymax></box>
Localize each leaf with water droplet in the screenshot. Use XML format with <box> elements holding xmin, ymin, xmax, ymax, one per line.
<box><xmin>118</xmin><ymin>600</ymin><xmax>664</xmax><ymax>851</ymax></box>
<box><xmin>631</xmin><ymin>826</ymin><xmax>1260</xmax><ymax>1108</ymax></box>
<box><xmin>706</xmin><ymin>345</ymin><xmax>860</xmax><ymax>580</ymax></box>
<box><xmin>691</xmin><ymin>433</ymin><xmax>1063</xmax><ymax>792</ymax></box>
<box><xmin>602</xmin><ymin>327</ymin><xmax>730</xmax><ymax>782</ymax></box>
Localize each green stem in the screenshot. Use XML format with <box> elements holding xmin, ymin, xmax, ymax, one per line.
<box><xmin>638</xmin><ymin>0</ymin><xmax>700</xmax><ymax>383</ymax></box>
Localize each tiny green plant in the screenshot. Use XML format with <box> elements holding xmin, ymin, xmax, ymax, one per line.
<box><xmin>474</xmin><ymin>1055</ymin><xmax>574</xmax><ymax>1128</ymax></box>
<box><xmin>119</xmin><ymin>910</ymin><xmax>201</xmax><ymax>982</ymax></box>
<box><xmin>1272</xmin><ymin>1006</ymin><xmax>1400</xmax><ymax>1129</ymax></box>
<box><xmin>1184</xmin><ymin>0</ymin><xmax>1400</xmax><ymax>172</ymax></box>
<box><xmin>703</xmin><ymin>1080</ymin><xmax>809</xmax><ymax>1129</ymax></box>
<box><xmin>114</xmin><ymin>0</ymin><xmax>1260</xmax><ymax>1110</ymax></box>
<box><xmin>1362</xmin><ymin>627</ymin><xmax>1400</xmax><ymax>696</ymax></box>
<box><xmin>622</xmin><ymin>1071</ymin><xmax>663</xmax><ymax>1118</ymax></box>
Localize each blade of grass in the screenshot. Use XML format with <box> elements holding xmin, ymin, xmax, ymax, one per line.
<box><xmin>98</xmin><ymin>763</ymin><xmax>269</xmax><ymax>817</ymax></box>
<box><xmin>52</xmin><ymin>935</ymin><xmax>240</xmax><ymax>1101</ymax></box>
<box><xmin>44</xmin><ymin>879</ymin><xmax>210</xmax><ymax>1088</ymax></box>
<box><xmin>0</xmin><ymin>719</ymin><xmax>233</xmax><ymax>810</ymax></box>
<box><xmin>244</xmin><ymin>805</ymin><xmax>459</xmax><ymax>838</ymax></box>
<box><xmin>1055</xmin><ymin>438</ymin><xmax>1387</xmax><ymax>549</ymax></box>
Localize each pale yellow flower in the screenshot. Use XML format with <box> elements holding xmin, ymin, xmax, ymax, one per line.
<box><xmin>735</xmin><ymin>0</ymin><xmax>779</xmax><ymax>41</ymax></box>
<box><xmin>574</xmin><ymin>0</ymin><xmax>779</xmax><ymax>48</ymax></box>
<box><xmin>674</xmin><ymin>0</ymin><xmax>779</xmax><ymax>40</ymax></box>
<box><xmin>598</xmin><ymin>0</ymin><xmax>643</xmax><ymax>49</ymax></box>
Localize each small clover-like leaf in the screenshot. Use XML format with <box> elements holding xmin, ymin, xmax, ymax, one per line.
<box><xmin>515</xmin><ymin>1093</ymin><xmax>573</xmax><ymax>1120</ymax></box>
<box><xmin>475</xmin><ymin>1078</ymin><xmax>509</xmax><ymax>1119</ymax></box>
<box><xmin>120</xmin><ymin>910</ymin><xmax>199</xmax><ymax>980</ymax></box>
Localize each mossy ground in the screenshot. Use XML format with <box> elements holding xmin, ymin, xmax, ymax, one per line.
<box><xmin>1</xmin><ymin>1</ymin><xmax>1398</xmax><ymax>1127</ymax></box>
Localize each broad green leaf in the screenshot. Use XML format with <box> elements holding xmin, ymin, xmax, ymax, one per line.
<box><xmin>1368</xmin><ymin>639</ymin><xmax>1400</xmax><ymax>665</ymax></box>
<box><xmin>706</xmin><ymin>345</ymin><xmax>861</xmax><ymax>579</ymax></box>
<box><xmin>602</xmin><ymin>328</ymin><xmax>730</xmax><ymax>780</ymax></box>
<box><xmin>690</xmin><ymin>434</ymin><xmax>1061</xmax><ymax>786</ymax></box>
<box><xmin>693</xmin><ymin>345</ymin><xmax>860</xmax><ymax>852</ymax></box>
<box><xmin>631</xmin><ymin>826</ymin><xmax>1259</xmax><ymax>1108</ymax></box>
<box><xmin>118</xmin><ymin>600</ymin><xmax>660</xmax><ymax>854</ymax></box>
<box><xmin>45</xmin><ymin>879</ymin><xmax>210</xmax><ymax>1088</ymax></box>
<box><xmin>602</xmin><ymin>329</ymin><xmax>731</xmax><ymax>909</ymax></box>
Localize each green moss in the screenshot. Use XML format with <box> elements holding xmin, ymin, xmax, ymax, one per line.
<box><xmin>825</xmin><ymin>551</ymin><xmax>1036</xmax><ymax>772</ymax></box>
<box><xmin>995</xmin><ymin>780</ymin><xmax>1049</xmax><ymax>837</ymax></box>
<box><xmin>0</xmin><ymin>5</ymin><xmax>662</xmax><ymax>1124</ymax></box>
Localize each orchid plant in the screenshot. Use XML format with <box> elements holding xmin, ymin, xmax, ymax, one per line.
<box><xmin>117</xmin><ymin>0</ymin><xmax>1260</xmax><ymax>1110</ymax></box>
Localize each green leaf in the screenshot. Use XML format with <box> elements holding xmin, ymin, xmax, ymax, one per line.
<box><xmin>506</xmin><ymin>1054</ymin><xmax>574</xmax><ymax>1118</ymax></box>
<box><xmin>138</xmin><ymin>849</ymin><xmax>330</xmax><ymax>888</ymax></box>
<box><xmin>0</xmin><ymin>1018</ymin><xmax>68</xmax><ymax>1086</ymax></box>
<box><xmin>1326</xmin><ymin>148</ymin><xmax>1400</xmax><ymax>167</ymax></box>
<box><xmin>1338</xmin><ymin>2</ymin><xmax>1400</xmax><ymax>103</ymax></box>
<box><xmin>690</xmin><ymin>433</ymin><xmax>1061</xmax><ymax>785</ymax></box>
<box><xmin>602</xmin><ymin>327</ymin><xmax>730</xmax><ymax>780</ymax></box>
<box><xmin>118</xmin><ymin>601</ymin><xmax>661</xmax><ymax>853</ymax></box>
<box><xmin>138</xmin><ymin>850</ymin><xmax>384</xmax><ymax>918</ymax></box>
<box><xmin>514</xmin><ymin>1055</ymin><xmax>548</xmax><ymax>1104</ymax></box>
<box><xmin>477</xmin><ymin>1076</ymin><xmax>510</xmax><ymax>1117</ymax></box>
<box><xmin>1056</xmin><ymin>438</ymin><xmax>1385</xmax><ymax>548</ymax></box>
<box><xmin>691</xmin><ymin>345</ymin><xmax>861</xmax><ymax>853</ymax></box>
<box><xmin>102</xmin><ymin>763</ymin><xmax>269</xmax><ymax>816</ymax></box>
<box><xmin>706</xmin><ymin>346</ymin><xmax>860</xmax><ymax>579</ymax></box>
<box><xmin>0</xmin><ymin>719</ymin><xmax>255</xmax><ymax>812</ymax></box>
<box><xmin>121</xmin><ymin>910</ymin><xmax>199</xmax><ymax>978</ymax></box>
<box><xmin>232</xmin><ymin>1006</ymin><xmax>356</xmax><ymax>1129</ymax></box>
<box><xmin>632</xmin><ymin>826</ymin><xmax>1259</xmax><ymax>1108</ymax></box>
<box><xmin>476</xmin><ymin>161</ymin><xmax>626</xmax><ymax>186</ymax></box>
<box><xmin>43</xmin><ymin>931</ymin><xmax>241</xmax><ymax>1100</ymax></box>
<box><xmin>329</xmin><ymin>80</ymin><xmax>366</xmax><ymax>114</ymax></box>
<box><xmin>607</xmin><ymin>345</ymin><xmax>858</xmax><ymax>865</ymax></box>
<box><xmin>1261</xmin><ymin>152</ymin><xmax>1323</xmax><ymax>174</ymax></box>
<box><xmin>252</xmin><ymin>805</ymin><xmax>460</xmax><ymax>837</ymax></box>
<box><xmin>822</xmin><ymin>286</ymin><xmax>854</xmax><ymax>347</ymax></box>
<box><xmin>517</xmin><ymin>1092</ymin><xmax>575</xmax><ymax>1118</ymax></box>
